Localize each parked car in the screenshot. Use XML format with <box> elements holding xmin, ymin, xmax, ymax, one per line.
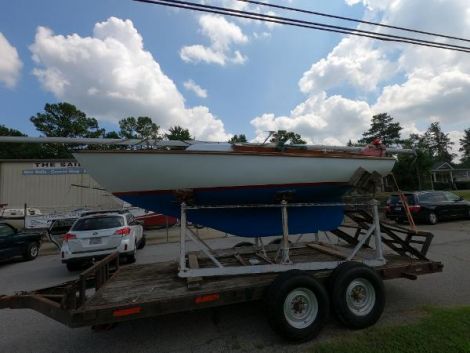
<box><xmin>385</xmin><ymin>191</ymin><xmax>470</xmax><ymax>225</ymax></box>
<box><xmin>61</xmin><ymin>211</ymin><xmax>145</xmax><ymax>271</ymax></box>
<box><xmin>0</xmin><ymin>222</ymin><xmax>42</xmax><ymax>262</ymax></box>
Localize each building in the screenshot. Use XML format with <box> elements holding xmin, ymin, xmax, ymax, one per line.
<box><xmin>431</xmin><ymin>161</ymin><xmax>470</xmax><ymax>190</ymax></box>
<box><xmin>0</xmin><ymin>159</ymin><xmax>122</xmax><ymax>212</ymax></box>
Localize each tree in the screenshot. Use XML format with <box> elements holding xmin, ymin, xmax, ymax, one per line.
<box><xmin>119</xmin><ymin>116</ymin><xmax>160</xmax><ymax>140</ymax></box>
<box><xmin>392</xmin><ymin>133</ymin><xmax>434</xmax><ymax>190</ymax></box>
<box><xmin>422</xmin><ymin>122</ymin><xmax>455</xmax><ymax>163</ymax></box>
<box><xmin>0</xmin><ymin>124</ymin><xmax>52</xmax><ymax>159</ymax></box>
<box><xmin>459</xmin><ymin>128</ymin><xmax>470</xmax><ymax>168</ymax></box>
<box><xmin>228</xmin><ymin>134</ymin><xmax>247</xmax><ymax>143</ymax></box>
<box><xmin>30</xmin><ymin>103</ymin><xmax>104</xmax><ymax>138</ymax></box>
<box><xmin>165</xmin><ymin>126</ymin><xmax>192</xmax><ymax>141</ymax></box>
<box><xmin>358</xmin><ymin>113</ymin><xmax>402</xmax><ymax>146</ymax></box>
<box><xmin>270</xmin><ymin>130</ymin><xmax>306</xmax><ymax>144</ymax></box>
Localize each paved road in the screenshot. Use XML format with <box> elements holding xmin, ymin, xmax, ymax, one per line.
<box><xmin>1</xmin><ymin>221</ymin><xmax>469</xmax><ymax>353</ymax></box>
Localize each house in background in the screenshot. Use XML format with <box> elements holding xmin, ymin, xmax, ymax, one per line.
<box><xmin>431</xmin><ymin>161</ymin><xmax>470</xmax><ymax>190</ymax></box>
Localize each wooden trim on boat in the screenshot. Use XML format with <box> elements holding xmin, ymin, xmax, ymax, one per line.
<box><xmin>77</xmin><ymin>149</ymin><xmax>395</xmax><ymax>161</ymax></box>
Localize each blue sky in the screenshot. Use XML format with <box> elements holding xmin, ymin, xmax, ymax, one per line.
<box><xmin>0</xmin><ymin>0</ymin><xmax>469</xmax><ymax>148</ymax></box>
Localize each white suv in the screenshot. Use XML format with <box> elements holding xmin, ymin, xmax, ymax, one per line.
<box><xmin>61</xmin><ymin>211</ymin><xmax>145</xmax><ymax>271</ymax></box>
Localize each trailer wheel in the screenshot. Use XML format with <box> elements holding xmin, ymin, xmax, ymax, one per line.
<box><xmin>330</xmin><ymin>262</ymin><xmax>385</xmax><ymax>329</ymax></box>
<box><xmin>23</xmin><ymin>242</ymin><xmax>40</xmax><ymax>261</ymax></box>
<box><xmin>266</xmin><ymin>270</ymin><xmax>329</xmax><ymax>342</ymax></box>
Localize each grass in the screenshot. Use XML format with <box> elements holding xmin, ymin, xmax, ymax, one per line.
<box><xmin>455</xmin><ymin>190</ymin><xmax>470</xmax><ymax>200</ymax></box>
<box><xmin>312</xmin><ymin>307</ymin><xmax>470</xmax><ymax>353</ymax></box>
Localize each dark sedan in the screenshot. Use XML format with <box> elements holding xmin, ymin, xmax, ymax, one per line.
<box><xmin>385</xmin><ymin>191</ymin><xmax>470</xmax><ymax>225</ymax></box>
<box><xmin>0</xmin><ymin>223</ymin><xmax>42</xmax><ymax>261</ymax></box>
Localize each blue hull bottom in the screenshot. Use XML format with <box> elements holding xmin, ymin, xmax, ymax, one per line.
<box><xmin>116</xmin><ymin>183</ymin><xmax>350</xmax><ymax>237</ymax></box>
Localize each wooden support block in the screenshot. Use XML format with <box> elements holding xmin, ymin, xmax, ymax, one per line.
<box><xmin>234</xmin><ymin>253</ymin><xmax>249</xmax><ymax>266</ymax></box>
<box><xmin>187</xmin><ymin>254</ymin><xmax>203</xmax><ymax>290</ymax></box>
<box><xmin>307</xmin><ymin>243</ymin><xmax>349</xmax><ymax>260</ymax></box>
<box><xmin>255</xmin><ymin>252</ymin><xmax>274</xmax><ymax>264</ymax></box>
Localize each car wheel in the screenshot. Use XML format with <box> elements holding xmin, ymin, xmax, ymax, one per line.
<box><xmin>329</xmin><ymin>262</ymin><xmax>385</xmax><ymax>329</ymax></box>
<box><xmin>23</xmin><ymin>242</ymin><xmax>40</xmax><ymax>261</ymax></box>
<box><xmin>265</xmin><ymin>270</ymin><xmax>329</xmax><ymax>342</ymax></box>
<box><xmin>137</xmin><ymin>235</ymin><xmax>146</xmax><ymax>250</ymax></box>
<box><xmin>127</xmin><ymin>244</ymin><xmax>137</xmax><ymax>264</ymax></box>
<box><xmin>66</xmin><ymin>262</ymin><xmax>82</xmax><ymax>272</ymax></box>
<box><xmin>427</xmin><ymin>212</ymin><xmax>438</xmax><ymax>225</ymax></box>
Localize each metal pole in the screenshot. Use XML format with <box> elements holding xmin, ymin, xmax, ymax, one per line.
<box><xmin>280</xmin><ymin>200</ymin><xmax>291</xmax><ymax>264</ymax></box>
<box><xmin>24</xmin><ymin>203</ymin><xmax>27</xmax><ymax>229</ymax></box>
<box><xmin>179</xmin><ymin>203</ymin><xmax>187</xmax><ymax>272</ymax></box>
<box><xmin>165</xmin><ymin>216</ymin><xmax>169</xmax><ymax>242</ymax></box>
<box><xmin>371</xmin><ymin>200</ymin><xmax>384</xmax><ymax>262</ymax></box>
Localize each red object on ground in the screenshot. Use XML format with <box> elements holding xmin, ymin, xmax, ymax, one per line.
<box><xmin>135</xmin><ymin>213</ymin><xmax>177</xmax><ymax>229</ymax></box>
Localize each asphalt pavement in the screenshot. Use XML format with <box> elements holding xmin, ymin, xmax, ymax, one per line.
<box><xmin>0</xmin><ymin>220</ymin><xmax>469</xmax><ymax>353</ymax></box>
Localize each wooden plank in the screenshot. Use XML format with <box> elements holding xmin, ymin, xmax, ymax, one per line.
<box><xmin>306</xmin><ymin>243</ymin><xmax>350</xmax><ymax>260</ymax></box>
<box><xmin>187</xmin><ymin>254</ymin><xmax>202</xmax><ymax>289</ymax></box>
<box><xmin>233</xmin><ymin>253</ymin><xmax>249</xmax><ymax>266</ymax></box>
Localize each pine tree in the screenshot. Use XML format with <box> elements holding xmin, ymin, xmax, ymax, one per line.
<box><xmin>358</xmin><ymin>113</ymin><xmax>402</xmax><ymax>146</ymax></box>
<box><xmin>422</xmin><ymin>122</ymin><xmax>455</xmax><ymax>163</ymax></box>
<box><xmin>459</xmin><ymin>128</ymin><xmax>470</xmax><ymax>167</ymax></box>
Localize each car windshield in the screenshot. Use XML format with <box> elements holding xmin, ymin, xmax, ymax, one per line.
<box><xmin>72</xmin><ymin>216</ymin><xmax>124</xmax><ymax>231</ymax></box>
<box><xmin>388</xmin><ymin>194</ymin><xmax>416</xmax><ymax>205</ymax></box>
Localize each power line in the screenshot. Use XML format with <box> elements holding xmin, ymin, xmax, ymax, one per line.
<box><xmin>235</xmin><ymin>0</ymin><xmax>470</xmax><ymax>44</ymax></box>
<box><xmin>134</xmin><ymin>0</ymin><xmax>470</xmax><ymax>53</ymax></box>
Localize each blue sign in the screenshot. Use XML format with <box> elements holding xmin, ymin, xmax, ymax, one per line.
<box><xmin>22</xmin><ymin>168</ymin><xmax>87</xmax><ymax>176</ymax></box>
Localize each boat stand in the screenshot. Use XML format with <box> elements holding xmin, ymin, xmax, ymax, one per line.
<box><xmin>177</xmin><ymin>200</ymin><xmax>386</xmax><ymax>278</ymax></box>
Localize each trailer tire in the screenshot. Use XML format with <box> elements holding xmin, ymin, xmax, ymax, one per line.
<box><xmin>265</xmin><ymin>270</ymin><xmax>329</xmax><ymax>342</ymax></box>
<box><xmin>330</xmin><ymin>262</ymin><xmax>384</xmax><ymax>329</ymax></box>
<box><xmin>23</xmin><ymin>242</ymin><xmax>40</xmax><ymax>261</ymax></box>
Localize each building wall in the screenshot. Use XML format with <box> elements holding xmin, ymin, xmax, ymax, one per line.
<box><xmin>0</xmin><ymin>160</ymin><xmax>122</xmax><ymax>212</ymax></box>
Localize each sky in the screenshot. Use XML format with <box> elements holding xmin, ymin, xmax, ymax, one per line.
<box><xmin>0</xmin><ymin>0</ymin><xmax>469</xmax><ymax>151</ymax></box>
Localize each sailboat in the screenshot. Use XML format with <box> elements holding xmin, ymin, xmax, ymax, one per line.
<box><xmin>73</xmin><ymin>141</ymin><xmax>396</xmax><ymax>237</ymax></box>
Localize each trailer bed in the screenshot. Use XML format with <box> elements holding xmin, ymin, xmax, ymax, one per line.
<box><xmin>0</xmin><ymin>241</ymin><xmax>443</xmax><ymax>328</ymax></box>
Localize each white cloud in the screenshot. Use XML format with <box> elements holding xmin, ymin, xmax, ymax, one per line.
<box><xmin>251</xmin><ymin>92</ymin><xmax>372</xmax><ymax>145</ymax></box>
<box><xmin>184</xmin><ymin>79</ymin><xmax>208</xmax><ymax>98</ymax></box>
<box><xmin>299</xmin><ymin>37</ymin><xmax>396</xmax><ymax>94</ymax></box>
<box><xmin>250</xmin><ymin>0</ymin><xmax>470</xmax><ymax>149</ymax></box>
<box><xmin>30</xmin><ymin>17</ymin><xmax>230</xmax><ymax>141</ymax></box>
<box><xmin>180</xmin><ymin>14</ymin><xmax>248</xmax><ymax>65</ymax></box>
<box><xmin>0</xmin><ymin>33</ymin><xmax>23</xmax><ymax>88</ymax></box>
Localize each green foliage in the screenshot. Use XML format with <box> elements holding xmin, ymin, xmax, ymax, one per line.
<box><xmin>165</xmin><ymin>126</ymin><xmax>192</xmax><ymax>141</ymax></box>
<box><xmin>30</xmin><ymin>103</ymin><xmax>104</xmax><ymax>138</ymax></box>
<box><xmin>313</xmin><ymin>306</ymin><xmax>470</xmax><ymax>353</ymax></box>
<box><xmin>29</xmin><ymin>102</ymin><xmax>105</xmax><ymax>158</ymax></box>
<box><xmin>459</xmin><ymin>128</ymin><xmax>470</xmax><ymax>168</ymax></box>
<box><xmin>358</xmin><ymin>113</ymin><xmax>402</xmax><ymax>145</ymax></box>
<box><xmin>228</xmin><ymin>134</ymin><xmax>247</xmax><ymax>143</ymax></box>
<box><xmin>270</xmin><ymin>130</ymin><xmax>306</xmax><ymax>144</ymax></box>
<box><xmin>422</xmin><ymin>122</ymin><xmax>455</xmax><ymax>163</ymax></box>
<box><xmin>0</xmin><ymin>125</ymin><xmax>54</xmax><ymax>159</ymax></box>
<box><xmin>119</xmin><ymin>116</ymin><xmax>160</xmax><ymax>140</ymax></box>
<box><xmin>393</xmin><ymin>134</ymin><xmax>434</xmax><ymax>190</ymax></box>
